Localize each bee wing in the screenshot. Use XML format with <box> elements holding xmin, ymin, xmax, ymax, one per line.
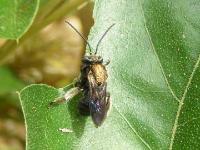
<box><xmin>89</xmin><ymin>84</ymin><xmax>109</xmax><ymax>127</ymax></box>
<box><xmin>87</xmin><ymin>71</ymin><xmax>109</xmax><ymax>127</ymax></box>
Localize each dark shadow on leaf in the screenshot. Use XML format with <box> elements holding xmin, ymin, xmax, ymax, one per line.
<box><xmin>62</xmin><ymin>84</ymin><xmax>87</xmax><ymax>137</ymax></box>
<box><xmin>67</xmin><ymin>93</ymin><xmax>87</xmax><ymax>138</ymax></box>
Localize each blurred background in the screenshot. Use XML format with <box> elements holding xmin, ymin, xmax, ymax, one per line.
<box><xmin>0</xmin><ymin>1</ymin><xmax>94</xmax><ymax>150</ymax></box>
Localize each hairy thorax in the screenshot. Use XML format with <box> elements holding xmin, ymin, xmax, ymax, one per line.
<box><xmin>91</xmin><ymin>64</ymin><xmax>108</xmax><ymax>85</ymax></box>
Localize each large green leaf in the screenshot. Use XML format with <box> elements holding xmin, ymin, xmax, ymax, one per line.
<box><xmin>0</xmin><ymin>0</ymin><xmax>39</xmax><ymax>39</ymax></box>
<box><xmin>19</xmin><ymin>0</ymin><xmax>200</xmax><ymax>149</ymax></box>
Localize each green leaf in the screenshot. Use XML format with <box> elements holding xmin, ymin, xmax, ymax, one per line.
<box><xmin>0</xmin><ymin>0</ymin><xmax>39</xmax><ymax>39</ymax></box>
<box><xmin>19</xmin><ymin>0</ymin><xmax>200</xmax><ymax>149</ymax></box>
<box><xmin>0</xmin><ymin>67</ymin><xmax>24</xmax><ymax>95</ymax></box>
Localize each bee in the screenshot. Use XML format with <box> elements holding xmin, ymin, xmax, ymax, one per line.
<box><xmin>49</xmin><ymin>21</ymin><xmax>115</xmax><ymax>127</ymax></box>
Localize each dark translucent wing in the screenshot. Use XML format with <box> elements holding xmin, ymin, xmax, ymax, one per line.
<box><xmin>89</xmin><ymin>87</ymin><xmax>108</xmax><ymax>126</ymax></box>
<box><xmin>87</xmin><ymin>71</ymin><xmax>109</xmax><ymax>127</ymax></box>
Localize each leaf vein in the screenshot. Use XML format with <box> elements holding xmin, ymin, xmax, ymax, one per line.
<box><xmin>137</xmin><ymin>0</ymin><xmax>180</xmax><ymax>103</ymax></box>
<box><xmin>169</xmin><ymin>54</ymin><xmax>200</xmax><ymax>150</ymax></box>
<box><xmin>113</xmin><ymin>105</ymin><xmax>152</xmax><ymax>150</ymax></box>
<box><xmin>178</xmin><ymin>116</ymin><xmax>200</xmax><ymax>127</ymax></box>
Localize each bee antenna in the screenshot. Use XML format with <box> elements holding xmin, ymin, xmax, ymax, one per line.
<box><xmin>65</xmin><ymin>21</ymin><xmax>92</xmax><ymax>54</ymax></box>
<box><xmin>95</xmin><ymin>23</ymin><xmax>115</xmax><ymax>54</ymax></box>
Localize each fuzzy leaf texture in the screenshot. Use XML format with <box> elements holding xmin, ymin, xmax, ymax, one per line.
<box><xmin>0</xmin><ymin>0</ymin><xmax>39</xmax><ymax>39</ymax></box>
<box><xmin>19</xmin><ymin>0</ymin><xmax>200</xmax><ymax>149</ymax></box>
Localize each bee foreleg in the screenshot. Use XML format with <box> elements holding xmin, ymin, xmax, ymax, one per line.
<box><xmin>103</xmin><ymin>59</ymin><xmax>110</xmax><ymax>66</ymax></box>
<box><xmin>48</xmin><ymin>87</ymin><xmax>81</xmax><ymax>108</ymax></box>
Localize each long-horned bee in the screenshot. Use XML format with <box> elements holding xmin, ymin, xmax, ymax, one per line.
<box><xmin>49</xmin><ymin>21</ymin><xmax>115</xmax><ymax>127</ymax></box>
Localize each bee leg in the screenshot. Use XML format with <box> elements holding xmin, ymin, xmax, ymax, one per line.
<box><xmin>48</xmin><ymin>87</ymin><xmax>81</xmax><ymax>108</ymax></box>
<box><xmin>78</xmin><ymin>99</ymin><xmax>90</xmax><ymax>116</ymax></box>
<box><xmin>73</xmin><ymin>75</ymin><xmax>81</xmax><ymax>86</ymax></box>
<box><xmin>106</xmin><ymin>92</ymin><xmax>112</xmax><ymax>115</ymax></box>
<box><xmin>104</xmin><ymin>59</ymin><xmax>110</xmax><ymax>66</ymax></box>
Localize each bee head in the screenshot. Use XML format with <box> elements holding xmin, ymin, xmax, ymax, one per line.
<box><xmin>82</xmin><ymin>55</ymin><xmax>103</xmax><ymax>64</ymax></box>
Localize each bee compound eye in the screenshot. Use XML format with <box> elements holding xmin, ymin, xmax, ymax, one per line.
<box><xmin>82</xmin><ymin>56</ymin><xmax>91</xmax><ymax>63</ymax></box>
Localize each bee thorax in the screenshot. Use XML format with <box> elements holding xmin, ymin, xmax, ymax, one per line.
<box><xmin>91</xmin><ymin>64</ymin><xmax>107</xmax><ymax>85</ymax></box>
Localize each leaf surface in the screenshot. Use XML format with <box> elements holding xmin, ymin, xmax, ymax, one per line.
<box><xmin>0</xmin><ymin>0</ymin><xmax>39</xmax><ymax>39</ymax></box>
<box><xmin>19</xmin><ymin>0</ymin><xmax>200</xmax><ymax>149</ymax></box>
